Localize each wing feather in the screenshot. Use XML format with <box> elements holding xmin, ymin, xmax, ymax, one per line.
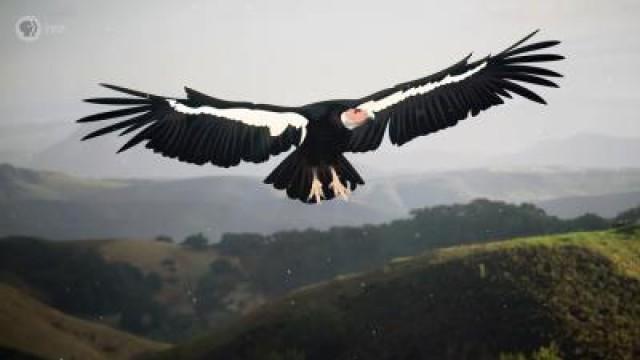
<box><xmin>77</xmin><ymin>84</ymin><xmax>308</xmax><ymax>167</ymax></box>
<box><xmin>346</xmin><ymin>30</ymin><xmax>563</xmax><ymax>151</ymax></box>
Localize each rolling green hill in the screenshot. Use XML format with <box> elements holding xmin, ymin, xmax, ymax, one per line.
<box><xmin>0</xmin><ymin>200</ymin><xmax>613</xmax><ymax>344</ymax></box>
<box><xmin>0</xmin><ymin>283</ymin><xmax>169</xmax><ymax>360</ymax></box>
<box><xmin>154</xmin><ymin>227</ymin><xmax>640</xmax><ymax>360</ymax></box>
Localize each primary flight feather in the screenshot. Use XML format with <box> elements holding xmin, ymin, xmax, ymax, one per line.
<box><xmin>77</xmin><ymin>30</ymin><xmax>563</xmax><ymax>204</ymax></box>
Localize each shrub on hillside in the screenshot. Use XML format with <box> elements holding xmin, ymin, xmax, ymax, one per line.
<box><xmin>182</xmin><ymin>232</ymin><xmax>209</xmax><ymax>249</ymax></box>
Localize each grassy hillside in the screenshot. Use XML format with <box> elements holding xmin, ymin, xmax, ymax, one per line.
<box><xmin>155</xmin><ymin>227</ymin><xmax>640</xmax><ymax>360</ymax></box>
<box><xmin>0</xmin><ymin>237</ymin><xmax>173</xmax><ymax>340</ymax></box>
<box><xmin>0</xmin><ymin>283</ymin><xmax>169</xmax><ymax>360</ymax></box>
<box><xmin>0</xmin><ymin>235</ymin><xmax>247</xmax><ymax>342</ymax></box>
<box><xmin>0</xmin><ymin>200</ymin><xmax>612</xmax><ymax>343</ymax></box>
<box><xmin>97</xmin><ymin>239</ymin><xmax>225</xmax><ymax>318</ymax></box>
<box><xmin>98</xmin><ymin>239</ymin><xmax>219</xmax><ymax>276</ymax></box>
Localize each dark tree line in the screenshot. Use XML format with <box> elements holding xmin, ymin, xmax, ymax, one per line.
<box><xmin>212</xmin><ymin>199</ymin><xmax>610</xmax><ymax>295</ymax></box>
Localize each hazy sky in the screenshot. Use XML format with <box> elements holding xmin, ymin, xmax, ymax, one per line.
<box><xmin>1</xmin><ymin>0</ymin><xmax>639</xmax><ymax>162</ymax></box>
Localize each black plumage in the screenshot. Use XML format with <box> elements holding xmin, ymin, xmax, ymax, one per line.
<box><xmin>77</xmin><ymin>30</ymin><xmax>563</xmax><ymax>203</ymax></box>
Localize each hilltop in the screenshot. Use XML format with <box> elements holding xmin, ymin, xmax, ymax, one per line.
<box><xmin>155</xmin><ymin>227</ymin><xmax>640</xmax><ymax>360</ymax></box>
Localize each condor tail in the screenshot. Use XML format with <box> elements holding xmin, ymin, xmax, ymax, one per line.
<box><xmin>264</xmin><ymin>150</ymin><xmax>364</xmax><ymax>203</ymax></box>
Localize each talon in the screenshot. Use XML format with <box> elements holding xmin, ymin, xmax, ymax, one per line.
<box><xmin>329</xmin><ymin>167</ymin><xmax>350</xmax><ymax>201</ymax></box>
<box><xmin>308</xmin><ymin>169</ymin><xmax>325</xmax><ymax>204</ymax></box>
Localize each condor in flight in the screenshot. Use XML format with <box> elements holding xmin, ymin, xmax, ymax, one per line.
<box><xmin>78</xmin><ymin>30</ymin><xmax>563</xmax><ymax>204</ymax></box>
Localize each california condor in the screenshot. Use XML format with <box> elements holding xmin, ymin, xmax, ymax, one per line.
<box><xmin>77</xmin><ymin>30</ymin><xmax>563</xmax><ymax>203</ymax></box>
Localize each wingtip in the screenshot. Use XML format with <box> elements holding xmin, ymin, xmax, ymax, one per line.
<box><xmin>498</xmin><ymin>29</ymin><xmax>543</xmax><ymax>57</ymax></box>
<box><xmin>519</xmin><ymin>29</ymin><xmax>541</xmax><ymax>45</ymax></box>
<box><xmin>99</xmin><ymin>83</ymin><xmax>151</xmax><ymax>98</ymax></box>
<box><xmin>184</xmin><ymin>86</ymin><xmax>203</xmax><ymax>97</ymax></box>
<box><xmin>532</xmin><ymin>93</ymin><xmax>548</xmax><ymax>105</ymax></box>
<box><xmin>533</xmin><ymin>96</ymin><xmax>548</xmax><ymax>105</ymax></box>
<box><xmin>522</xmin><ymin>29</ymin><xmax>541</xmax><ymax>43</ymax></box>
<box><xmin>99</xmin><ymin>82</ymin><xmax>115</xmax><ymax>90</ymax></box>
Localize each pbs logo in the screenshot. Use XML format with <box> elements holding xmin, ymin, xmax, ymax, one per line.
<box><xmin>16</xmin><ymin>16</ymin><xmax>41</xmax><ymax>42</ymax></box>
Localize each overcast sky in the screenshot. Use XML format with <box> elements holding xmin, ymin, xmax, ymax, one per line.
<box><xmin>1</xmin><ymin>1</ymin><xmax>639</xmax><ymax>170</ymax></box>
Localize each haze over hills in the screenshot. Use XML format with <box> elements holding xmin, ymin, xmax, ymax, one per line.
<box><xmin>493</xmin><ymin>133</ymin><xmax>640</xmax><ymax>169</ymax></box>
<box><xmin>27</xmin><ymin>125</ymin><xmax>270</xmax><ymax>179</ymax></box>
<box><xmin>357</xmin><ymin>167</ymin><xmax>640</xmax><ymax>216</ymax></box>
<box><xmin>0</xmin><ymin>164</ymin><xmax>393</xmax><ymax>240</ymax></box>
<box><xmin>2</xmin><ymin>163</ymin><xmax>640</xmax><ymax>241</ymax></box>
<box><xmin>538</xmin><ymin>191</ymin><xmax>640</xmax><ymax>218</ymax></box>
<box><xmin>2</xmin><ymin>129</ymin><xmax>636</xmax><ymax>179</ymax></box>
<box><xmin>0</xmin><ymin>121</ymin><xmax>74</xmax><ymax>166</ymax></box>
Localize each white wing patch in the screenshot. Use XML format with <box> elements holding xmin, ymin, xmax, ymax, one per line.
<box><xmin>357</xmin><ymin>62</ymin><xmax>487</xmax><ymax>114</ymax></box>
<box><xmin>167</xmin><ymin>99</ymin><xmax>308</xmax><ymax>140</ymax></box>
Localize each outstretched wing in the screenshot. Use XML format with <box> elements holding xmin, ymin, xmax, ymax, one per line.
<box><xmin>77</xmin><ymin>85</ymin><xmax>308</xmax><ymax>167</ymax></box>
<box><xmin>346</xmin><ymin>30</ymin><xmax>563</xmax><ymax>152</ymax></box>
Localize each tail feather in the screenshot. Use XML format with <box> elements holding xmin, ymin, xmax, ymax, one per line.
<box><xmin>264</xmin><ymin>150</ymin><xmax>364</xmax><ymax>203</ymax></box>
<box><xmin>335</xmin><ymin>155</ymin><xmax>364</xmax><ymax>190</ymax></box>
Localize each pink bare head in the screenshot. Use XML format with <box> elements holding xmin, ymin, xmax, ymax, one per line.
<box><xmin>341</xmin><ymin>108</ymin><xmax>372</xmax><ymax>129</ymax></box>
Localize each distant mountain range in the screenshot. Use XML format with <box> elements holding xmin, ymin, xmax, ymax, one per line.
<box><xmin>2</xmin><ymin>163</ymin><xmax>640</xmax><ymax>241</ymax></box>
<box><xmin>358</xmin><ymin>168</ymin><xmax>640</xmax><ymax>216</ymax></box>
<box><xmin>0</xmin><ymin>126</ymin><xmax>635</xmax><ymax>179</ymax></box>
<box><xmin>538</xmin><ymin>191</ymin><xmax>640</xmax><ymax>218</ymax></box>
<box><xmin>0</xmin><ymin>121</ymin><xmax>74</xmax><ymax>165</ymax></box>
<box><xmin>0</xmin><ymin>164</ymin><xmax>392</xmax><ymax>240</ymax></box>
